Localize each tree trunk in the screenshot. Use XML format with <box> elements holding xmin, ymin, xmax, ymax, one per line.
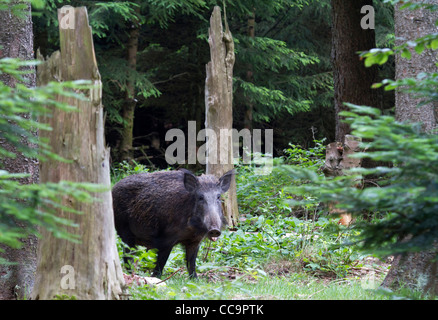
<box><xmin>120</xmin><ymin>8</ymin><xmax>140</xmax><ymax>162</ymax></box>
<box><xmin>31</xmin><ymin>7</ymin><xmax>125</xmax><ymax>300</ymax></box>
<box><xmin>0</xmin><ymin>1</ymin><xmax>39</xmax><ymax>300</ymax></box>
<box><xmin>205</xmin><ymin>6</ymin><xmax>239</xmax><ymax>227</ymax></box>
<box><xmin>331</xmin><ymin>0</ymin><xmax>379</xmax><ymax>143</ymax></box>
<box><xmin>244</xmin><ymin>8</ymin><xmax>255</xmax><ymax>131</ymax></box>
<box><xmin>394</xmin><ymin>1</ymin><xmax>438</xmax><ymax>132</ymax></box>
<box><xmin>381</xmin><ymin>2</ymin><xmax>438</xmax><ymax>296</ymax></box>
<box><xmin>382</xmin><ymin>248</ymin><xmax>438</xmax><ymax>295</ymax></box>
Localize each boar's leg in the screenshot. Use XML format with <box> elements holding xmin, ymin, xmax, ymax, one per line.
<box><xmin>118</xmin><ymin>227</ymin><xmax>136</xmax><ymax>271</ymax></box>
<box><xmin>152</xmin><ymin>245</ymin><xmax>173</xmax><ymax>278</ymax></box>
<box><xmin>185</xmin><ymin>242</ymin><xmax>200</xmax><ymax>279</ymax></box>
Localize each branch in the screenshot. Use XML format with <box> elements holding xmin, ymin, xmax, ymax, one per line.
<box><xmin>156</xmin><ymin>267</ymin><xmax>184</xmax><ymax>284</ymax></box>
<box><xmin>152</xmin><ymin>72</ymin><xmax>189</xmax><ymax>85</ymax></box>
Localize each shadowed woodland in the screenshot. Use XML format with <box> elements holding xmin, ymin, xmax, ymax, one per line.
<box><xmin>1</xmin><ymin>0</ymin><xmax>438</xmax><ymax>302</ymax></box>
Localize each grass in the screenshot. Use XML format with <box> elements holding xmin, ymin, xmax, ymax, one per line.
<box><xmin>116</xmin><ymin>203</ymin><xmax>394</xmax><ymax>300</ymax></box>
<box><xmin>121</xmin><ymin>224</ymin><xmax>393</xmax><ymax>301</ymax></box>
<box><xmin>127</xmin><ymin>272</ymin><xmax>389</xmax><ymax>300</ymax></box>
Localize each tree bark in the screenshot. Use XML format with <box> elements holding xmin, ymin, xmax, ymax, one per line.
<box><xmin>244</xmin><ymin>8</ymin><xmax>255</xmax><ymax>131</ymax></box>
<box><xmin>205</xmin><ymin>6</ymin><xmax>239</xmax><ymax>227</ymax></box>
<box><xmin>394</xmin><ymin>1</ymin><xmax>438</xmax><ymax>132</ymax></box>
<box><xmin>382</xmin><ymin>248</ymin><xmax>438</xmax><ymax>295</ymax></box>
<box><xmin>31</xmin><ymin>7</ymin><xmax>125</xmax><ymax>300</ymax></box>
<box><xmin>331</xmin><ymin>0</ymin><xmax>379</xmax><ymax>143</ymax></box>
<box><xmin>381</xmin><ymin>2</ymin><xmax>438</xmax><ymax>296</ymax></box>
<box><xmin>120</xmin><ymin>8</ymin><xmax>140</xmax><ymax>162</ymax></box>
<box><xmin>0</xmin><ymin>1</ymin><xmax>39</xmax><ymax>300</ymax></box>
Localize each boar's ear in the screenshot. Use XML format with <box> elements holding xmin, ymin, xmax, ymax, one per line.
<box><xmin>181</xmin><ymin>169</ymin><xmax>199</xmax><ymax>192</ymax></box>
<box><xmin>218</xmin><ymin>169</ymin><xmax>235</xmax><ymax>193</ymax></box>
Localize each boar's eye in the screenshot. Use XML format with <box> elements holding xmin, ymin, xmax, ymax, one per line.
<box><xmin>217</xmin><ymin>194</ymin><xmax>221</xmax><ymax>200</ymax></box>
<box><xmin>198</xmin><ymin>195</ymin><xmax>205</xmax><ymax>201</ymax></box>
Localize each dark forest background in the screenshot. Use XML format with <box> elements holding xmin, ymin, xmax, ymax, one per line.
<box><xmin>32</xmin><ymin>0</ymin><xmax>394</xmax><ymax>168</ymax></box>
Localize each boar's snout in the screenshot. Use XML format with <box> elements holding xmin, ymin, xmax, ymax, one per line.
<box><xmin>207</xmin><ymin>228</ymin><xmax>221</xmax><ymax>241</ymax></box>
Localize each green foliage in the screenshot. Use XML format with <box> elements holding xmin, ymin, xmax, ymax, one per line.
<box><xmin>283</xmin><ymin>138</ymin><xmax>326</xmax><ymax>168</ymax></box>
<box><xmin>0</xmin><ymin>58</ymin><xmax>89</xmax><ymax>161</ymax></box>
<box><xmin>113</xmin><ymin>159</ymin><xmax>437</xmax><ymax>300</ymax></box>
<box><xmin>110</xmin><ymin>160</ymin><xmax>151</xmax><ymax>185</ymax></box>
<box><xmin>0</xmin><ymin>0</ymin><xmax>32</xmax><ymax>19</ymax></box>
<box><xmin>289</xmin><ymin>0</ymin><xmax>438</xmax><ymax>260</ymax></box>
<box><xmin>234</xmin><ymin>35</ymin><xmax>320</xmax><ymax>121</ymax></box>
<box><xmin>116</xmin><ymin>236</ymin><xmax>158</xmax><ymax>271</ymax></box>
<box><xmin>32</xmin><ymin>0</ymin><xmax>343</xmax><ymax>157</ymax></box>
<box><xmin>113</xmin><ymin>151</ymin><xmax>366</xmax><ymax>281</ymax></box>
<box><xmin>373</xmin><ymin>72</ymin><xmax>438</xmax><ymax>106</ymax></box>
<box><xmin>362</xmin><ymin>32</ymin><xmax>438</xmax><ymax>68</ymax></box>
<box><xmin>52</xmin><ymin>294</ymin><xmax>77</xmax><ymax>300</ymax></box>
<box><xmin>233</xmin><ymin>141</ymin><xmax>325</xmax><ymax>219</ymax></box>
<box><xmin>235</xmin><ymin>165</ymin><xmax>295</xmax><ymax>217</ymax></box>
<box><xmin>231</xmin><ymin>1</ymin><xmax>330</xmax><ymax>123</ymax></box>
<box><xmin>118</xmin><ymin>211</ymin><xmax>366</xmax><ymax>281</ymax></box>
<box><xmin>143</xmin><ymin>0</ymin><xmax>207</xmax><ymax>28</ymax></box>
<box><xmin>202</xmin><ymin>214</ymin><xmax>362</xmax><ymax>278</ymax></box>
<box><xmin>361</xmin><ymin>1</ymin><xmax>438</xmax><ymax>71</ymax></box>
<box><xmin>383</xmin><ymin>0</ymin><xmax>438</xmax><ymax>11</ymax></box>
<box><xmin>0</xmin><ymin>58</ymin><xmax>105</xmax><ymax>264</ymax></box>
<box><xmin>285</xmin><ymin>104</ymin><xmax>438</xmax><ymax>258</ymax></box>
<box><xmin>89</xmin><ymin>2</ymin><xmax>144</xmax><ymax>38</ymax></box>
<box><xmin>0</xmin><ymin>172</ymin><xmax>101</xmax><ymax>252</ymax></box>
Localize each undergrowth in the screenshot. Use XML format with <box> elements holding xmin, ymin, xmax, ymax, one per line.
<box><xmin>113</xmin><ymin>140</ymin><xmax>370</xmax><ymax>281</ymax></box>
<box><xmin>111</xmin><ymin>140</ymin><xmax>397</xmax><ymax>299</ymax></box>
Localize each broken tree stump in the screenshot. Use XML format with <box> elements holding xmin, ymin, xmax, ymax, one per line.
<box><xmin>322</xmin><ymin>135</ymin><xmax>363</xmax><ymax>226</ymax></box>
<box><xmin>205</xmin><ymin>6</ymin><xmax>239</xmax><ymax>227</ymax></box>
<box><xmin>31</xmin><ymin>6</ymin><xmax>125</xmax><ymax>300</ymax></box>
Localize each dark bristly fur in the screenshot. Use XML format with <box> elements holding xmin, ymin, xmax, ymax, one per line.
<box><xmin>112</xmin><ymin>169</ymin><xmax>234</xmax><ymax>278</ymax></box>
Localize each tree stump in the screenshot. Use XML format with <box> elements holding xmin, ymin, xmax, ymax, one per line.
<box><xmin>31</xmin><ymin>7</ymin><xmax>125</xmax><ymax>300</ymax></box>
<box><xmin>205</xmin><ymin>6</ymin><xmax>239</xmax><ymax>227</ymax></box>
<box><xmin>322</xmin><ymin>135</ymin><xmax>362</xmax><ymax>225</ymax></box>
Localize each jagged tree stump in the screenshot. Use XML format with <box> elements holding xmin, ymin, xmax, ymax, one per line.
<box><xmin>31</xmin><ymin>7</ymin><xmax>124</xmax><ymax>300</ymax></box>
<box><xmin>205</xmin><ymin>6</ymin><xmax>239</xmax><ymax>227</ymax></box>
<box><xmin>322</xmin><ymin>135</ymin><xmax>362</xmax><ymax>225</ymax></box>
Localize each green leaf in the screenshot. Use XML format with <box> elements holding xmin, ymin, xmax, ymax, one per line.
<box><xmin>371</xmin><ymin>82</ymin><xmax>383</xmax><ymax>89</ymax></box>
<box><xmin>415</xmin><ymin>42</ymin><xmax>425</xmax><ymax>55</ymax></box>
<box><xmin>31</xmin><ymin>0</ymin><xmax>45</xmax><ymax>9</ymax></box>
<box><xmin>401</xmin><ymin>48</ymin><xmax>412</xmax><ymax>59</ymax></box>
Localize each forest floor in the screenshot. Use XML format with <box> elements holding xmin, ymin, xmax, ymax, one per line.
<box><xmin>125</xmin><ymin>256</ymin><xmax>394</xmax><ymax>300</ymax></box>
